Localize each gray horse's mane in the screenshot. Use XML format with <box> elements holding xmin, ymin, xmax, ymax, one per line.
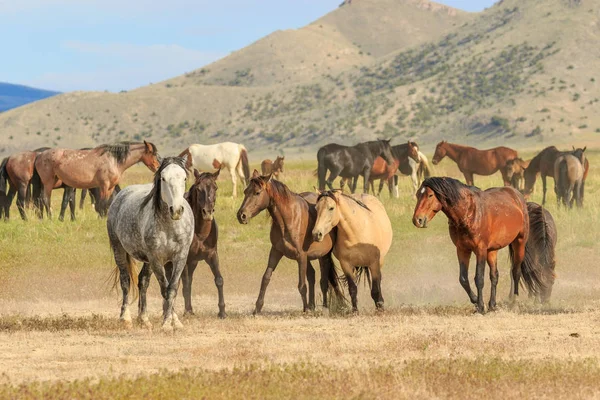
<box><xmin>141</xmin><ymin>156</ymin><xmax>188</xmax><ymax>215</ymax></box>
<box><xmin>98</xmin><ymin>141</ymin><xmax>157</xmax><ymax>165</ymax></box>
<box><xmin>421</xmin><ymin>177</ymin><xmax>480</xmax><ymax>207</ymax></box>
<box><xmin>317</xmin><ymin>190</ymin><xmax>371</xmax><ymax>211</ymax></box>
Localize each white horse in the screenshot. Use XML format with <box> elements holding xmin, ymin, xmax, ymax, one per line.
<box><xmin>179</xmin><ymin>142</ymin><xmax>250</xmax><ymax>197</ymax></box>
<box><xmin>107</xmin><ymin>155</ymin><xmax>194</xmax><ymax>332</ymax></box>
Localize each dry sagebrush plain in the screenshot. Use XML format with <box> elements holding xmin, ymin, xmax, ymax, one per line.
<box><xmin>0</xmin><ymin>149</ymin><xmax>599</xmax><ymax>398</ymax></box>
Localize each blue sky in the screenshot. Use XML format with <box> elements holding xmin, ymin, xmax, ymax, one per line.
<box><xmin>0</xmin><ymin>0</ymin><xmax>497</xmax><ymax>93</ymax></box>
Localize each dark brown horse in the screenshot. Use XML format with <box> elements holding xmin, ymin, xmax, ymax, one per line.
<box><xmin>412</xmin><ymin>177</ymin><xmax>551</xmax><ymax>313</ymax></box>
<box><xmin>35</xmin><ymin>141</ymin><xmax>160</xmax><ymax>218</ymax></box>
<box><xmin>164</xmin><ymin>169</ymin><xmax>226</xmax><ymax>318</ymax></box>
<box><xmin>523</xmin><ymin>146</ymin><xmax>589</xmax><ymax>205</ymax></box>
<box><xmin>237</xmin><ymin>171</ymin><xmax>343</xmax><ymax>314</ymax></box>
<box><xmin>432</xmin><ymin>141</ymin><xmax>518</xmax><ymax>186</ymax></box>
<box><xmin>261</xmin><ymin>156</ymin><xmax>285</xmax><ymax>179</ymax></box>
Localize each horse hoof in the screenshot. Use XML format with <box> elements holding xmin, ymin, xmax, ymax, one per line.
<box><xmin>218</xmin><ymin>311</ymin><xmax>227</xmax><ymax>319</ymax></box>
<box><xmin>173</xmin><ymin>319</ymin><xmax>184</xmax><ymax>330</ymax></box>
<box><xmin>183</xmin><ymin>310</ymin><xmax>195</xmax><ymax>317</ymax></box>
<box><xmin>121</xmin><ymin>319</ymin><xmax>133</xmax><ymax>330</ymax></box>
<box><xmin>138</xmin><ymin>318</ymin><xmax>152</xmax><ymax>329</ymax></box>
<box><xmin>161</xmin><ymin>323</ymin><xmax>174</xmax><ymax>333</ymax></box>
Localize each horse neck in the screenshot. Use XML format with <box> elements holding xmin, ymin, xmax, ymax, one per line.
<box><xmin>119</xmin><ymin>144</ymin><xmax>148</xmax><ymax>172</ymax></box>
<box><xmin>441</xmin><ymin>192</ymin><xmax>476</xmax><ymax>230</ymax></box>
<box><xmin>443</xmin><ymin>143</ymin><xmax>462</xmax><ymax>162</ymax></box>
<box><xmin>266</xmin><ymin>188</ymin><xmax>299</xmax><ymax>235</ymax></box>
<box><xmin>192</xmin><ymin>206</ymin><xmax>212</xmax><ymax>240</ymax></box>
<box><xmin>335</xmin><ymin>197</ymin><xmax>361</xmax><ymax>242</ymax></box>
<box><xmin>393</xmin><ymin>145</ymin><xmax>408</xmax><ymax>161</ymax></box>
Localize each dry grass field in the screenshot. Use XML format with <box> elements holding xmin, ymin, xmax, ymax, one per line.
<box><xmin>0</xmin><ymin>149</ymin><xmax>599</xmax><ymax>398</ymax></box>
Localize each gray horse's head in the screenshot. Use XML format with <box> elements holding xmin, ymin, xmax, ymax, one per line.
<box><xmin>142</xmin><ymin>155</ymin><xmax>189</xmax><ymax>220</ymax></box>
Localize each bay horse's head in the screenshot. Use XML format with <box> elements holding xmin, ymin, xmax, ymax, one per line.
<box><xmin>413</xmin><ymin>177</ymin><xmax>464</xmax><ymax>228</ymax></box>
<box><xmin>313</xmin><ymin>190</ymin><xmax>341</xmax><ymax>242</ymax></box>
<box><xmin>378</xmin><ymin>139</ymin><xmax>395</xmax><ymax>166</ymax></box>
<box><xmin>273</xmin><ymin>156</ymin><xmax>285</xmax><ymax>176</ymax></box>
<box><xmin>432</xmin><ymin>141</ymin><xmax>447</xmax><ymax>165</ymax></box>
<box><xmin>571</xmin><ymin>146</ymin><xmax>587</xmax><ymax>165</ymax></box>
<box><xmin>140</xmin><ymin>141</ymin><xmax>161</xmax><ymax>172</ymax></box>
<box><xmin>189</xmin><ymin>169</ymin><xmax>219</xmax><ymax>221</ymax></box>
<box><xmin>237</xmin><ymin>170</ymin><xmax>272</xmax><ymax>224</ymax></box>
<box><xmin>407</xmin><ymin>141</ymin><xmax>420</xmax><ymax>163</ymax></box>
<box><xmin>143</xmin><ymin>155</ymin><xmax>188</xmax><ymax>220</ymax></box>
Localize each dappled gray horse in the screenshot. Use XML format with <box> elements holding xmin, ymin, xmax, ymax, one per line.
<box><xmin>107</xmin><ymin>156</ymin><xmax>193</xmax><ymax>331</ymax></box>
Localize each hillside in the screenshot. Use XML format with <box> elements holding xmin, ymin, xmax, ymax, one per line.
<box><xmin>0</xmin><ymin>83</ymin><xmax>59</xmax><ymax>113</ymax></box>
<box><xmin>1</xmin><ymin>0</ymin><xmax>600</xmax><ymax>157</ymax></box>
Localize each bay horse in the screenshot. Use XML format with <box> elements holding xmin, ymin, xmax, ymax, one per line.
<box><xmin>312</xmin><ymin>190</ymin><xmax>393</xmax><ymax>311</ymax></box>
<box><xmin>502</xmin><ymin>158</ymin><xmax>530</xmax><ymax>190</ymax></box>
<box><xmin>432</xmin><ymin>141</ymin><xmax>518</xmax><ymax>186</ymax></box>
<box><xmin>412</xmin><ymin>177</ymin><xmax>551</xmax><ymax>313</ymax></box>
<box><xmin>261</xmin><ymin>156</ymin><xmax>285</xmax><ymax>179</ymax></box>
<box><xmin>317</xmin><ymin>140</ymin><xmax>395</xmax><ymax>193</ymax></box>
<box><xmin>179</xmin><ymin>142</ymin><xmax>250</xmax><ymax>198</ymax></box>
<box><xmin>236</xmin><ymin>171</ymin><xmax>344</xmax><ymax>314</ymax></box>
<box><xmin>107</xmin><ymin>156</ymin><xmax>193</xmax><ymax>331</ymax></box>
<box><xmin>35</xmin><ymin>141</ymin><xmax>160</xmax><ymax>219</ymax></box>
<box><xmin>364</xmin><ymin>141</ymin><xmax>419</xmax><ymax>197</ymax></box>
<box><xmin>523</xmin><ymin>146</ymin><xmax>589</xmax><ymax>205</ymax></box>
<box><xmin>554</xmin><ymin>153</ymin><xmax>584</xmax><ymax>209</ymax></box>
<box><xmin>164</xmin><ymin>169</ymin><xmax>226</xmax><ymax>318</ymax></box>
<box><xmin>0</xmin><ymin>150</ymin><xmax>39</xmax><ymax>220</ymax></box>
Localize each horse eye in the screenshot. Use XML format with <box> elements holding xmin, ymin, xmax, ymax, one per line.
<box><xmin>328</xmin><ymin>207</ymin><xmax>334</xmax><ymax>211</ymax></box>
<box><xmin>428</xmin><ymin>194</ymin><xmax>433</xmax><ymax>198</ymax></box>
<box><xmin>255</xmin><ymin>192</ymin><xmax>260</xmax><ymax>196</ymax></box>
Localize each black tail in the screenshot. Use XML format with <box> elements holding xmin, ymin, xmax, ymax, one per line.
<box><xmin>0</xmin><ymin>157</ymin><xmax>8</xmax><ymax>194</ymax></box>
<box><xmin>355</xmin><ymin>266</ymin><xmax>372</xmax><ymax>291</ymax></box>
<box><xmin>325</xmin><ymin>254</ymin><xmax>346</xmax><ymax>304</ymax></box>
<box><xmin>317</xmin><ymin>147</ymin><xmax>328</xmax><ymax>191</ymax></box>
<box><xmin>510</xmin><ymin>202</ymin><xmax>557</xmax><ymax>302</ymax></box>
<box><xmin>30</xmin><ymin>165</ymin><xmax>44</xmax><ymax>214</ymax></box>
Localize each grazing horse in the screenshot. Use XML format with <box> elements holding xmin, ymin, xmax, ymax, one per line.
<box><xmin>237</xmin><ymin>171</ymin><xmax>344</xmax><ymax>314</ymax></box>
<box><xmin>261</xmin><ymin>156</ymin><xmax>285</xmax><ymax>179</ymax></box>
<box><xmin>502</xmin><ymin>158</ymin><xmax>530</xmax><ymax>190</ymax></box>
<box><xmin>107</xmin><ymin>156</ymin><xmax>193</xmax><ymax>331</ymax></box>
<box><xmin>313</xmin><ymin>190</ymin><xmax>393</xmax><ymax>311</ymax></box>
<box><xmin>525</xmin><ymin>202</ymin><xmax>557</xmax><ymax>303</ymax></box>
<box><xmin>317</xmin><ymin>140</ymin><xmax>395</xmax><ymax>193</ymax></box>
<box><xmin>554</xmin><ymin>154</ymin><xmax>584</xmax><ymax>209</ymax></box>
<box><xmin>523</xmin><ymin>146</ymin><xmax>589</xmax><ymax>205</ymax></box>
<box><xmin>164</xmin><ymin>169</ymin><xmax>226</xmax><ymax>318</ymax></box>
<box><xmin>179</xmin><ymin>142</ymin><xmax>250</xmax><ymax>198</ymax></box>
<box><xmin>412</xmin><ymin>177</ymin><xmax>551</xmax><ymax>313</ymax></box>
<box><xmin>35</xmin><ymin>141</ymin><xmax>159</xmax><ymax>219</ymax></box>
<box><xmin>431</xmin><ymin>141</ymin><xmax>518</xmax><ymax>186</ymax></box>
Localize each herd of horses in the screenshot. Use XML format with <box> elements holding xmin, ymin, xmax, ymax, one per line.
<box><xmin>0</xmin><ymin>138</ymin><xmax>589</xmax><ymax>330</ymax></box>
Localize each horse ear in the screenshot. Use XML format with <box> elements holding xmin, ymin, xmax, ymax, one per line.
<box><xmin>252</xmin><ymin>169</ymin><xmax>260</xmax><ymax>179</ymax></box>
<box><xmin>583</xmin><ymin>146</ymin><xmax>587</xmax><ymax>152</ymax></box>
<box><xmin>266</xmin><ymin>173</ymin><xmax>273</xmax><ymax>182</ymax></box>
<box><xmin>213</xmin><ymin>168</ymin><xmax>221</xmax><ymax>179</ymax></box>
<box><xmin>194</xmin><ymin>169</ymin><xmax>201</xmax><ymax>180</ymax></box>
<box><xmin>313</xmin><ymin>186</ymin><xmax>321</xmax><ymax>194</ymax></box>
<box><xmin>181</xmin><ymin>152</ymin><xmax>190</xmax><ymax>166</ymax></box>
<box><xmin>573</xmin><ymin>145</ymin><xmax>576</xmax><ymax>150</ymax></box>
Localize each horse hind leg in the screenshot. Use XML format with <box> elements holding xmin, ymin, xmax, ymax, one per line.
<box><xmin>487</xmin><ymin>251</ymin><xmax>499</xmax><ymax>311</ymax></box>
<box><xmin>369</xmin><ymin>264</ymin><xmax>384</xmax><ymax>310</ymax></box>
<box><xmin>509</xmin><ymin>237</ymin><xmax>526</xmax><ymax>304</ymax></box>
<box><xmin>207</xmin><ymin>253</ymin><xmax>226</xmax><ymax>319</ymax></box>
<box><xmin>307</xmin><ymin>261</ymin><xmax>316</xmax><ymax>311</ymax></box>
<box><xmin>110</xmin><ymin>240</ymin><xmax>135</xmax><ymax>327</ymax></box>
<box><xmin>16</xmin><ymin>183</ymin><xmax>28</xmax><ymax>220</ymax></box>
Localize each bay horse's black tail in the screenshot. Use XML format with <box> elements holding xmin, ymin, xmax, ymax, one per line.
<box><xmin>317</xmin><ymin>147</ymin><xmax>328</xmax><ymax>191</ymax></box>
<box><xmin>30</xmin><ymin>165</ymin><xmax>44</xmax><ymax>214</ymax></box>
<box><xmin>0</xmin><ymin>157</ymin><xmax>9</xmax><ymax>194</ymax></box>
<box><xmin>510</xmin><ymin>202</ymin><xmax>557</xmax><ymax>302</ymax></box>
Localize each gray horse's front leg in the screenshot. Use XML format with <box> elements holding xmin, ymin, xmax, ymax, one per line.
<box><xmin>152</xmin><ymin>259</ymin><xmax>185</xmax><ymax>332</ymax></box>
<box><xmin>137</xmin><ymin>263</ymin><xmax>153</xmax><ymax>328</ymax></box>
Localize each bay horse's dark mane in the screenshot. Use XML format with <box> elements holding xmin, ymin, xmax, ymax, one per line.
<box><xmin>250</xmin><ymin>177</ymin><xmax>292</xmax><ymax>205</ymax></box>
<box><xmin>422</xmin><ymin>177</ymin><xmax>480</xmax><ymax>207</ymax></box>
<box><xmin>98</xmin><ymin>141</ymin><xmax>157</xmax><ymax>165</ymax></box>
<box><xmin>317</xmin><ymin>190</ymin><xmax>371</xmax><ymax>211</ymax></box>
<box><xmin>141</xmin><ymin>156</ymin><xmax>188</xmax><ymax>215</ymax></box>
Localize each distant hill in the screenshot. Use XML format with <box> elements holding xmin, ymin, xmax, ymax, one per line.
<box><xmin>1</xmin><ymin>0</ymin><xmax>599</xmax><ymax>157</ymax></box>
<box><xmin>0</xmin><ymin>83</ymin><xmax>59</xmax><ymax>112</ymax></box>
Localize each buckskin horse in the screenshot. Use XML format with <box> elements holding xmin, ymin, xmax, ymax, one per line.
<box><xmin>523</xmin><ymin>146</ymin><xmax>589</xmax><ymax>205</ymax></box>
<box><xmin>412</xmin><ymin>177</ymin><xmax>553</xmax><ymax>313</ymax></box>
<box><xmin>179</xmin><ymin>142</ymin><xmax>250</xmax><ymax>198</ymax></box>
<box><xmin>317</xmin><ymin>140</ymin><xmax>395</xmax><ymax>193</ymax></box>
<box><xmin>35</xmin><ymin>141</ymin><xmax>160</xmax><ymax>219</ymax></box>
<box><xmin>237</xmin><ymin>171</ymin><xmax>344</xmax><ymax>314</ymax></box>
<box><xmin>431</xmin><ymin>141</ymin><xmax>518</xmax><ymax>186</ymax></box>
<box><xmin>107</xmin><ymin>156</ymin><xmax>193</xmax><ymax>331</ymax></box>
<box><xmin>554</xmin><ymin>151</ymin><xmax>585</xmax><ymax>209</ymax></box>
<box><xmin>313</xmin><ymin>190</ymin><xmax>393</xmax><ymax>312</ymax></box>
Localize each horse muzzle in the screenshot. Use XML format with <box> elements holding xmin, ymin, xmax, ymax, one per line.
<box><xmin>412</xmin><ymin>215</ymin><xmax>428</xmax><ymax>228</ymax></box>
<box><xmin>312</xmin><ymin>230</ymin><xmax>324</xmax><ymax>242</ymax></box>
<box><xmin>169</xmin><ymin>206</ymin><xmax>185</xmax><ymax>220</ymax></box>
<box><xmin>432</xmin><ymin>158</ymin><xmax>439</xmax><ymax>165</ymax></box>
<box><xmin>237</xmin><ymin>210</ymin><xmax>249</xmax><ymax>224</ymax></box>
<box><xmin>201</xmin><ymin>208</ymin><xmax>215</xmax><ymax>221</ymax></box>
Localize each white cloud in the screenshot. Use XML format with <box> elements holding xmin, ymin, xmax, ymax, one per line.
<box><xmin>25</xmin><ymin>42</ymin><xmax>225</xmax><ymax>92</ymax></box>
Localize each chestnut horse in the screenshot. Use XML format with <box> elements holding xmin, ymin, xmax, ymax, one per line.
<box><xmin>237</xmin><ymin>171</ymin><xmax>343</xmax><ymax>314</ymax></box>
<box><xmin>35</xmin><ymin>141</ymin><xmax>160</xmax><ymax>218</ymax></box>
<box><xmin>523</xmin><ymin>146</ymin><xmax>589</xmax><ymax>205</ymax></box>
<box><xmin>261</xmin><ymin>156</ymin><xmax>285</xmax><ymax>179</ymax></box>
<box><xmin>432</xmin><ymin>141</ymin><xmax>518</xmax><ymax>186</ymax></box>
<box><xmin>502</xmin><ymin>158</ymin><xmax>530</xmax><ymax>190</ymax></box>
<box><xmin>313</xmin><ymin>190</ymin><xmax>393</xmax><ymax>311</ymax></box>
<box><xmin>412</xmin><ymin>177</ymin><xmax>551</xmax><ymax>313</ymax></box>
<box><xmin>0</xmin><ymin>150</ymin><xmax>39</xmax><ymax>220</ymax></box>
<box><xmin>164</xmin><ymin>169</ymin><xmax>226</xmax><ymax>318</ymax></box>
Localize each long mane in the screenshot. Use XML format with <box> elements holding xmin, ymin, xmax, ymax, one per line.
<box><xmin>317</xmin><ymin>190</ymin><xmax>371</xmax><ymax>211</ymax></box>
<box><xmin>141</xmin><ymin>156</ymin><xmax>188</xmax><ymax>215</ymax></box>
<box><xmin>98</xmin><ymin>141</ymin><xmax>157</xmax><ymax>165</ymax></box>
<box><xmin>421</xmin><ymin>177</ymin><xmax>479</xmax><ymax>207</ymax></box>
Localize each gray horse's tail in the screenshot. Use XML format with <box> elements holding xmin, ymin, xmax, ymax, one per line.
<box><xmin>110</xmin><ymin>253</ymin><xmax>139</xmax><ymax>302</ymax></box>
<box><xmin>0</xmin><ymin>157</ymin><xmax>9</xmax><ymax>194</ymax></box>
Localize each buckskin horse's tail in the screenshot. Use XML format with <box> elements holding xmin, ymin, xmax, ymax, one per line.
<box><xmin>236</xmin><ymin>145</ymin><xmax>250</xmax><ymax>185</ymax></box>
<box><xmin>317</xmin><ymin>147</ymin><xmax>327</xmax><ymax>191</ymax></box>
<box><xmin>0</xmin><ymin>157</ymin><xmax>8</xmax><ymax>194</ymax></box>
<box><xmin>510</xmin><ymin>202</ymin><xmax>557</xmax><ymax>302</ymax></box>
